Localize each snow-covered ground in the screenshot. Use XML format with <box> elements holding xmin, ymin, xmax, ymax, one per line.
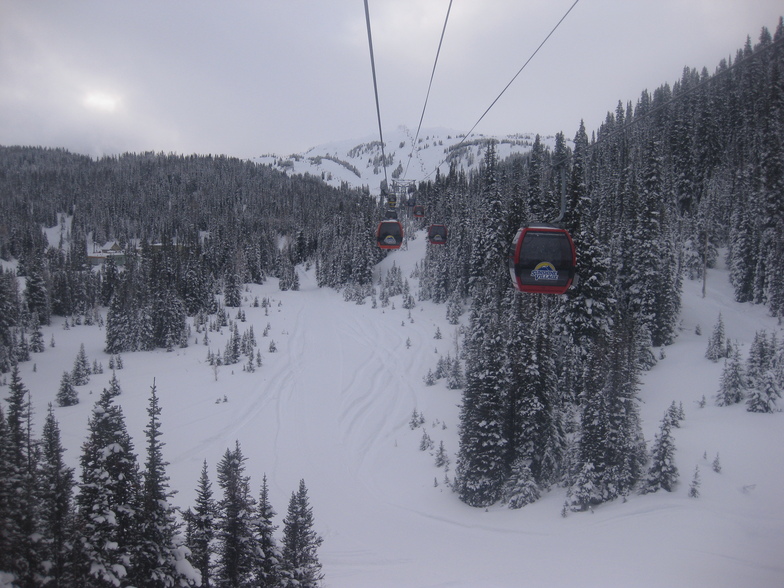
<box><xmin>5</xmin><ymin>233</ymin><xmax>784</xmax><ymax>587</ymax></box>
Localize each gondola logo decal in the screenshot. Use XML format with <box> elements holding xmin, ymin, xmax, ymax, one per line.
<box><xmin>384</xmin><ymin>235</ymin><xmax>398</xmax><ymax>244</ymax></box>
<box><xmin>531</xmin><ymin>262</ymin><xmax>558</xmax><ymax>281</ymax></box>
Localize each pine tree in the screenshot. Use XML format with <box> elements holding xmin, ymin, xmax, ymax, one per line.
<box><xmin>746</xmin><ymin>369</ymin><xmax>781</xmax><ymax>413</ymax></box>
<box><xmin>38</xmin><ymin>404</ymin><xmax>75</xmax><ymax>587</ymax></box>
<box><xmin>435</xmin><ymin>441</ymin><xmax>449</xmax><ymax>469</ymax></box>
<box><xmin>568</xmin><ymin>462</ymin><xmax>601</xmax><ymax>512</ymax></box>
<box><xmin>0</xmin><ymin>405</ymin><xmax>13</xmax><ymax>573</ymax></box>
<box><xmin>24</xmin><ymin>266</ymin><xmax>50</xmax><ymax>326</ymax></box>
<box><xmin>3</xmin><ymin>366</ymin><xmax>43</xmax><ymax>586</ymax></box>
<box><xmin>56</xmin><ymin>370</ymin><xmax>79</xmax><ymax>407</ymax></box>
<box><xmin>29</xmin><ymin>312</ymin><xmax>45</xmax><ymax>353</ymax></box>
<box><xmin>688</xmin><ymin>466</ymin><xmax>701</xmax><ymax>498</ymax></box>
<box><xmin>576</xmin><ymin>313</ymin><xmax>647</xmax><ymax>503</ymax></box>
<box><xmin>746</xmin><ymin>330</ymin><xmax>773</xmax><ymax>390</ymax></box>
<box><xmin>705</xmin><ymin>313</ymin><xmax>727</xmax><ymax>362</ymax></box>
<box><xmin>107</xmin><ymin>370</ymin><xmax>122</xmax><ymax>398</ymax></box>
<box><xmin>643</xmin><ymin>415</ymin><xmax>679</xmax><ymax>493</ymax></box>
<box><xmin>279</xmin><ymin>479</ymin><xmax>323</xmax><ymax>588</ymax></box>
<box><xmin>712</xmin><ymin>453</ymin><xmax>722</xmax><ymax>473</ymax></box>
<box><xmin>71</xmin><ymin>343</ymin><xmax>91</xmax><ymax>386</ymax></box>
<box><xmin>502</xmin><ymin>460</ymin><xmax>540</xmax><ymax>509</ymax></box>
<box><xmin>224</xmin><ymin>271</ymin><xmax>242</xmax><ymax>308</ymax></box>
<box><xmin>216</xmin><ymin>441</ymin><xmax>256</xmax><ymax>587</ymax></box>
<box><xmin>455</xmin><ymin>289</ymin><xmax>507</xmax><ymax>507</ymax></box>
<box><xmin>716</xmin><ymin>346</ymin><xmax>746</xmax><ymax>406</ymax></box>
<box><xmin>135</xmin><ymin>381</ymin><xmax>197</xmax><ymax>587</ymax></box>
<box><xmin>185</xmin><ymin>461</ymin><xmax>216</xmax><ymax>588</ymax></box>
<box><xmin>75</xmin><ymin>388</ymin><xmax>142</xmax><ymax>587</ymax></box>
<box><xmin>253</xmin><ymin>474</ymin><xmax>281</xmax><ymax>587</ymax></box>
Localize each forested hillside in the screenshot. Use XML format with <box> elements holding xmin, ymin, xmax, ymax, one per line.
<box><xmin>0</xmin><ymin>18</ymin><xmax>782</xmax><ymax>588</ymax></box>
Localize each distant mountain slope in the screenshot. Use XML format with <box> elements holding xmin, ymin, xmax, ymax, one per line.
<box><xmin>253</xmin><ymin>126</ymin><xmax>560</xmax><ymax>194</ymax></box>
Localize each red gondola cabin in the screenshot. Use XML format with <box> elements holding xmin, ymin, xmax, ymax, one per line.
<box><xmin>427</xmin><ymin>224</ymin><xmax>448</xmax><ymax>245</ymax></box>
<box><xmin>509</xmin><ymin>225</ymin><xmax>576</xmax><ymax>294</ymax></box>
<box><xmin>376</xmin><ymin>220</ymin><xmax>404</xmax><ymax>250</ymax></box>
<box><xmin>412</xmin><ymin>205</ymin><xmax>425</xmax><ymax>218</ymax></box>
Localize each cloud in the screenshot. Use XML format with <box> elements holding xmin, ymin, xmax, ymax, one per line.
<box><xmin>1</xmin><ymin>1</ymin><xmax>782</xmax><ymax>158</ymax></box>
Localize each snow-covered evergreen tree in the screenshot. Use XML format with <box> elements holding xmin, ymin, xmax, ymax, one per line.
<box><xmin>216</xmin><ymin>441</ymin><xmax>256</xmax><ymax>587</ymax></box>
<box><xmin>135</xmin><ymin>382</ymin><xmax>198</xmax><ymax>587</ymax></box>
<box><xmin>3</xmin><ymin>366</ymin><xmax>43</xmax><ymax>586</ymax></box>
<box><xmin>56</xmin><ymin>370</ymin><xmax>79</xmax><ymax>407</ymax></box>
<box><xmin>455</xmin><ymin>287</ymin><xmax>507</xmax><ymax>507</ymax></box>
<box><xmin>705</xmin><ymin>313</ymin><xmax>727</xmax><ymax>362</ymax></box>
<box><xmin>502</xmin><ymin>460</ymin><xmax>540</xmax><ymax>509</ymax></box>
<box><xmin>642</xmin><ymin>415</ymin><xmax>679</xmax><ymax>493</ymax></box>
<box><xmin>716</xmin><ymin>345</ymin><xmax>746</xmax><ymax>406</ymax></box>
<box><xmin>75</xmin><ymin>388</ymin><xmax>142</xmax><ymax>587</ymax></box>
<box><xmin>688</xmin><ymin>466</ymin><xmax>701</xmax><ymax>498</ymax></box>
<box><xmin>38</xmin><ymin>403</ymin><xmax>75</xmax><ymax>587</ymax></box>
<box><xmin>253</xmin><ymin>474</ymin><xmax>281</xmax><ymax>587</ymax></box>
<box><xmin>279</xmin><ymin>479</ymin><xmax>323</xmax><ymax>588</ymax></box>
<box><xmin>0</xmin><ymin>405</ymin><xmax>12</xmax><ymax>574</ymax></box>
<box><xmin>185</xmin><ymin>460</ymin><xmax>216</xmax><ymax>588</ymax></box>
<box><xmin>71</xmin><ymin>342</ymin><xmax>91</xmax><ymax>386</ymax></box>
<box><xmin>746</xmin><ymin>369</ymin><xmax>781</xmax><ymax>413</ymax></box>
<box><xmin>568</xmin><ymin>461</ymin><xmax>601</xmax><ymax>512</ymax></box>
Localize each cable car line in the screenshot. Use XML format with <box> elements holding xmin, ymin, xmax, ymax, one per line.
<box><xmin>420</xmin><ymin>0</ymin><xmax>581</xmax><ymax>183</ymax></box>
<box><xmin>456</xmin><ymin>0</ymin><xmax>580</xmax><ymax>154</ymax></box>
<box><xmin>363</xmin><ymin>0</ymin><xmax>389</xmax><ymax>188</ymax></box>
<box><xmin>403</xmin><ymin>0</ymin><xmax>454</xmax><ymax>181</ymax></box>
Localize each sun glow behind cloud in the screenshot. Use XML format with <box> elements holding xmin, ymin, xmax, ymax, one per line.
<box><xmin>83</xmin><ymin>92</ymin><xmax>120</xmax><ymax>113</ymax></box>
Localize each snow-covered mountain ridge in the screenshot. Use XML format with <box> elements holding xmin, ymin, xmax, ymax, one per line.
<box><xmin>253</xmin><ymin>126</ymin><xmax>560</xmax><ymax>194</ymax></box>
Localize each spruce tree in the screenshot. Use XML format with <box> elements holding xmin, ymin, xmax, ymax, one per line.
<box><xmin>688</xmin><ymin>466</ymin><xmax>701</xmax><ymax>498</ymax></box>
<box><xmin>746</xmin><ymin>370</ymin><xmax>781</xmax><ymax>413</ymax></box>
<box><xmin>279</xmin><ymin>479</ymin><xmax>323</xmax><ymax>588</ymax></box>
<box><xmin>643</xmin><ymin>415</ymin><xmax>679</xmax><ymax>493</ymax></box>
<box><xmin>0</xmin><ymin>405</ymin><xmax>13</xmax><ymax>574</ymax></box>
<box><xmin>135</xmin><ymin>382</ymin><xmax>197</xmax><ymax>587</ymax></box>
<box><xmin>576</xmin><ymin>313</ymin><xmax>647</xmax><ymax>503</ymax></box>
<box><xmin>107</xmin><ymin>370</ymin><xmax>122</xmax><ymax>398</ymax></box>
<box><xmin>455</xmin><ymin>289</ymin><xmax>507</xmax><ymax>507</ymax></box>
<box><xmin>38</xmin><ymin>404</ymin><xmax>75</xmax><ymax>587</ymax></box>
<box><xmin>3</xmin><ymin>366</ymin><xmax>43</xmax><ymax>587</ymax></box>
<box><xmin>56</xmin><ymin>371</ymin><xmax>79</xmax><ymax>407</ymax></box>
<box><xmin>216</xmin><ymin>441</ymin><xmax>256</xmax><ymax>587</ymax></box>
<box><xmin>29</xmin><ymin>312</ymin><xmax>45</xmax><ymax>353</ymax></box>
<box><xmin>705</xmin><ymin>313</ymin><xmax>727</xmax><ymax>362</ymax></box>
<box><xmin>746</xmin><ymin>330</ymin><xmax>772</xmax><ymax>390</ymax></box>
<box><xmin>75</xmin><ymin>388</ymin><xmax>142</xmax><ymax>587</ymax></box>
<box><xmin>716</xmin><ymin>346</ymin><xmax>746</xmax><ymax>406</ymax></box>
<box><xmin>502</xmin><ymin>460</ymin><xmax>540</xmax><ymax>509</ymax></box>
<box><xmin>185</xmin><ymin>461</ymin><xmax>216</xmax><ymax>588</ymax></box>
<box><xmin>253</xmin><ymin>474</ymin><xmax>281</xmax><ymax>587</ymax></box>
<box><xmin>71</xmin><ymin>343</ymin><xmax>91</xmax><ymax>386</ymax></box>
<box><xmin>568</xmin><ymin>462</ymin><xmax>601</xmax><ymax>512</ymax></box>
<box><xmin>24</xmin><ymin>266</ymin><xmax>50</xmax><ymax>326</ymax></box>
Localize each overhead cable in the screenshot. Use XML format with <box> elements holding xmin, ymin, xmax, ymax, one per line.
<box><xmin>364</xmin><ymin>0</ymin><xmax>389</xmax><ymax>188</ymax></box>
<box><xmin>404</xmin><ymin>0</ymin><xmax>454</xmax><ymax>180</ymax></box>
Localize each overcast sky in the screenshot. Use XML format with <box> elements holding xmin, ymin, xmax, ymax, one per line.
<box><xmin>1</xmin><ymin>1</ymin><xmax>781</xmax><ymax>159</ymax></box>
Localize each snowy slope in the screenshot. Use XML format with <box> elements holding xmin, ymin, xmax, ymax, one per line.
<box><xmin>253</xmin><ymin>126</ymin><xmax>555</xmax><ymax>195</ymax></box>
<box><xmin>5</xmin><ymin>235</ymin><xmax>784</xmax><ymax>588</ymax></box>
